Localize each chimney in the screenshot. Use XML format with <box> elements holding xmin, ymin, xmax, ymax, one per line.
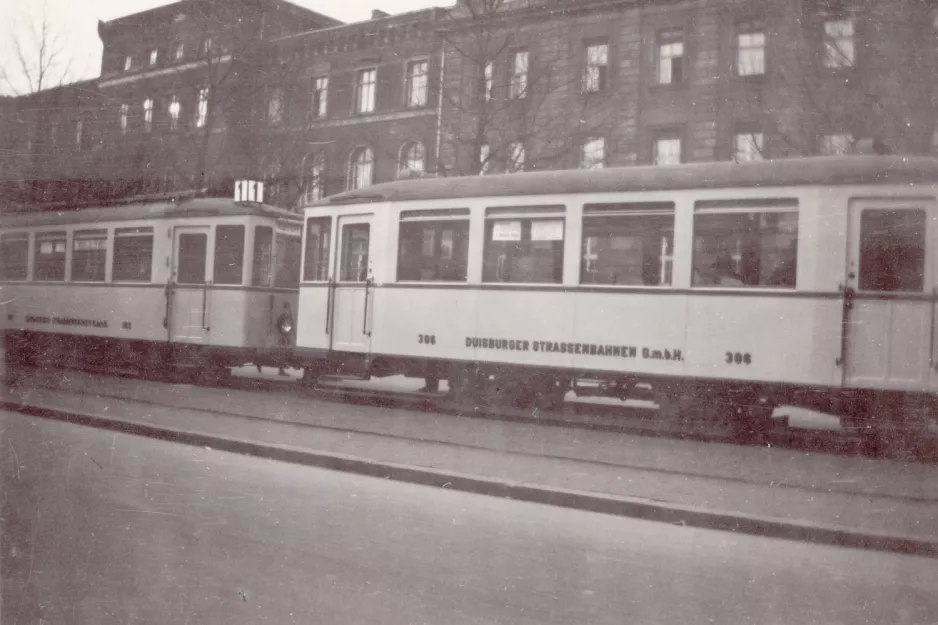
<box><xmin>372</xmin><ymin>9</ymin><xmax>390</xmax><ymax>19</ymax></box>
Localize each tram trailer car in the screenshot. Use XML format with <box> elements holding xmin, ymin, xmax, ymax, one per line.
<box><xmin>1</xmin><ymin>195</ymin><xmax>301</xmax><ymax>376</ymax></box>
<box><xmin>295</xmin><ymin>155</ymin><xmax>938</xmax><ymax>440</ymax></box>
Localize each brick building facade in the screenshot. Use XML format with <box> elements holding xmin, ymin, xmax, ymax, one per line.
<box><xmin>2</xmin><ymin>0</ymin><xmax>937</xmax><ymax>212</ymax></box>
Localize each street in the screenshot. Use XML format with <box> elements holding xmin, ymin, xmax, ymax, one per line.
<box><xmin>2</xmin><ymin>410</ymin><xmax>937</xmax><ymax>625</ymax></box>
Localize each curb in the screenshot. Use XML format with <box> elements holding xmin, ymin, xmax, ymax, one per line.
<box><xmin>4</xmin><ymin>399</ymin><xmax>937</xmax><ymax>559</ymax></box>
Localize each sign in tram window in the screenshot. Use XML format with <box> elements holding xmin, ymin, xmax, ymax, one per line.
<box><xmin>34</xmin><ymin>231</ymin><xmax>67</xmax><ymax>281</ymax></box>
<box><xmin>1</xmin><ymin>233</ymin><xmax>30</xmax><ymax>280</ymax></box>
<box><xmin>72</xmin><ymin>229</ymin><xmax>108</xmax><ymax>282</ymax></box>
<box><xmin>859</xmin><ymin>209</ymin><xmax>926</xmax><ymax>292</ymax></box>
<box><xmin>274</xmin><ymin>233</ymin><xmax>301</xmax><ymax>288</ymax></box>
<box><xmin>397</xmin><ymin>219</ymin><xmax>469</xmax><ymax>282</ymax></box>
<box><xmin>340</xmin><ymin>224</ymin><xmax>370</xmax><ymax>282</ymax></box>
<box><xmin>113</xmin><ymin>227</ymin><xmax>153</xmax><ymax>282</ymax></box>
<box><xmin>213</xmin><ymin>225</ymin><xmax>245</xmax><ymax>285</ymax></box>
<box><xmin>253</xmin><ymin>226</ymin><xmax>273</xmax><ymax>287</ymax></box>
<box><xmin>303</xmin><ymin>217</ymin><xmax>331</xmax><ymax>281</ymax></box>
<box><xmin>581</xmin><ymin>203</ymin><xmax>675</xmax><ymax>286</ymax></box>
<box><xmin>692</xmin><ymin>203</ymin><xmax>798</xmax><ymax>288</ymax></box>
<box><xmin>483</xmin><ymin>218</ymin><xmax>564</xmax><ymax>284</ymax></box>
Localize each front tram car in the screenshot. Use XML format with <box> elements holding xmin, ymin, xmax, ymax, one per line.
<box><xmin>295</xmin><ymin>155</ymin><xmax>938</xmax><ymax>446</ymax></box>
<box><xmin>1</xmin><ymin>191</ymin><xmax>301</xmax><ymax>378</ymax></box>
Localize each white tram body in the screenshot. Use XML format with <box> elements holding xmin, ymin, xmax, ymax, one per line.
<box><xmin>1</xmin><ymin>195</ymin><xmax>301</xmax><ymax>371</ymax></box>
<box><xmin>295</xmin><ymin>155</ymin><xmax>938</xmax><ymax>426</ymax></box>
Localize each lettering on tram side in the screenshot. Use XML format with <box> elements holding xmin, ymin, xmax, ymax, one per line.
<box><xmin>464</xmin><ymin>336</ymin><xmax>684</xmax><ymax>362</ymax></box>
<box><xmin>25</xmin><ymin>315</ymin><xmax>108</xmax><ymax>329</ymax></box>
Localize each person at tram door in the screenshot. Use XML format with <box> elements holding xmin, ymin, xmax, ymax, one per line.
<box><xmin>420</xmin><ymin>361</ymin><xmax>444</xmax><ymax>393</ymax></box>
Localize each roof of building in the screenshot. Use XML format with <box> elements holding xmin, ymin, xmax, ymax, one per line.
<box><xmin>321</xmin><ymin>155</ymin><xmax>938</xmax><ymax>205</ymax></box>
<box><xmin>1</xmin><ymin>197</ymin><xmax>301</xmax><ymax>229</ymax></box>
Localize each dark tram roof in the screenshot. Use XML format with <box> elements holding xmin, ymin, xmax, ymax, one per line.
<box><xmin>1</xmin><ymin>197</ymin><xmax>301</xmax><ymax>229</ymax></box>
<box><xmin>323</xmin><ymin>155</ymin><xmax>938</xmax><ymax>206</ymax></box>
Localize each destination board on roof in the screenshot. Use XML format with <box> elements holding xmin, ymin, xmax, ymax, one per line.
<box><xmin>492</xmin><ymin>220</ymin><xmax>522</xmax><ymax>241</ymax></box>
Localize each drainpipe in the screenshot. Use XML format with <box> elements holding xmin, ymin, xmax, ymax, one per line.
<box><xmin>434</xmin><ymin>35</ymin><xmax>446</xmax><ymax>175</ymax></box>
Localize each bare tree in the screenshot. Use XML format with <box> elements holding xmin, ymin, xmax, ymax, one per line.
<box><xmin>1</xmin><ymin>0</ymin><xmax>73</xmax><ymax>95</ymax></box>
<box><xmin>438</xmin><ymin>0</ymin><xmax>606</xmax><ymax>176</ymax></box>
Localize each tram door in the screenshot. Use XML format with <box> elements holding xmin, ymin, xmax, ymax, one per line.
<box><xmin>843</xmin><ymin>199</ymin><xmax>937</xmax><ymax>390</ymax></box>
<box><xmin>329</xmin><ymin>215</ymin><xmax>373</xmax><ymax>353</ymax></box>
<box><xmin>169</xmin><ymin>226</ymin><xmax>211</xmax><ymax>343</ymax></box>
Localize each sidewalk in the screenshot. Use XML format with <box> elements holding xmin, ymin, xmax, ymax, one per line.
<box><xmin>4</xmin><ymin>367</ymin><xmax>938</xmax><ymax>556</ymax></box>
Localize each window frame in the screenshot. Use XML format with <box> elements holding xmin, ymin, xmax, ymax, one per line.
<box><xmin>213</xmin><ymin>224</ymin><xmax>246</xmax><ymax>286</ymax></box>
<box><xmin>733</xmin><ymin>128</ymin><xmax>764</xmax><ymax>162</ymax></box>
<box><xmin>583</xmin><ymin>40</ymin><xmax>609</xmax><ymax>94</ymax></box>
<box><xmin>656</xmin><ymin>30</ymin><xmax>685</xmax><ymax>85</ymax></box>
<box><xmin>652</xmin><ymin>131</ymin><xmax>682</xmax><ymax>165</ymax></box>
<box><xmin>195</xmin><ymin>87</ymin><xmax>208</xmax><ymax>128</ymax></box>
<box><xmin>691</xmin><ymin>200</ymin><xmax>799</xmax><ymax>289</ymax></box>
<box><xmin>348</xmin><ymin>146</ymin><xmax>375</xmax><ymax>190</ymax></box>
<box><xmin>509</xmin><ymin>49</ymin><xmax>528</xmax><ymax>99</ymax></box>
<box><xmin>580</xmin><ymin>136</ymin><xmax>606</xmax><ymax>169</ymax></box>
<box><xmin>310</xmin><ymin>76</ymin><xmax>328</xmax><ymax>119</ymax></box>
<box><xmin>112</xmin><ymin>227</ymin><xmax>154</xmax><ymax>282</ymax></box>
<box><xmin>482</xmin><ymin>206</ymin><xmax>566</xmax><ymax>285</ymax></box>
<box><xmin>822</xmin><ymin>17</ymin><xmax>855</xmax><ymax>69</ymax></box>
<box><xmin>71</xmin><ymin>229</ymin><xmax>108</xmax><ymax>283</ymax></box>
<box><xmin>175</xmin><ymin>43</ymin><xmax>185</xmax><ymax>61</ymax></box>
<box><xmin>303</xmin><ymin>217</ymin><xmax>332</xmax><ymax>282</ymax></box>
<box><xmin>736</xmin><ymin>22</ymin><xmax>765</xmax><ymax>77</ymax></box>
<box><xmin>819</xmin><ymin>132</ymin><xmax>853</xmax><ymax>156</ymax></box>
<box><xmin>143</xmin><ymin>97</ymin><xmax>154</xmax><ymax>133</ymax></box>
<box><xmin>33</xmin><ymin>230</ymin><xmax>68</xmax><ymax>282</ymax></box>
<box><xmin>580</xmin><ymin>202</ymin><xmax>676</xmax><ymax>287</ymax></box>
<box><xmin>119</xmin><ymin>103</ymin><xmax>129</xmax><ymax>133</ymax></box>
<box><xmin>396</xmin><ymin>209</ymin><xmax>471</xmax><ymax>283</ymax></box>
<box><xmin>1</xmin><ymin>232</ymin><xmax>30</xmax><ymax>281</ymax></box>
<box><xmin>398</xmin><ymin>140</ymin><xmax>426</xmax><ymax>176</ymax></box>
<box><xmin>149</xmin><ymin>49</ymin><xmax>158</xmax><ymax>66</ymax></box>
<box><xmin>857</xmin><ymin>208</ymin><xmax>926</xmax><ymax>293</ymax></box>
<box><xmin>355</xmin><ymin>68</ymin><xmax>377</xmax><ymax>114</ymax></box>
<box><xmin>301</xmin><ymin>153</ymin><xmax>326</xmax><ymax>205</ymax></box>
<box><xmin>405</xmin><ymin>59</ymin><xmax>429</xmax><ymax>108</ymax></box>
<box><xmin>506</xmin><ymin>141</ymin><xmax>525</xmax><ymax>173</ymax></box>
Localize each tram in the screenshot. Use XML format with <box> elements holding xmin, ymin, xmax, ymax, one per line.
<box><xmin>294</xmin><ymin>155</ymin><xmax>938</xmax><ymax>440</ymax></box>
<box><xmin>1</xmin><ymin>190</ymin><xmax>301</xmax><ymax>377</ymax></box>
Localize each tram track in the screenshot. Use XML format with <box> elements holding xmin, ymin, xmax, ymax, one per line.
<box><xmin>4</xmin><ymin>365</ymin><xmax>938</xmax><ymax>506</ymax></box>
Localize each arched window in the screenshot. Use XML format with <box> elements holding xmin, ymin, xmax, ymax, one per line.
<box><xmin>301</xmin><ymin>153</ymin><xmax>325</xmax><ymax>205</ymax></box>
<box><xmin>348</xmin><ymin>146</ymin><xmax>374</xmax><ymax>190</ymax></box>
<box><xmin>398</xmin><ymin>141</ymin><xmax>426</xmax><ymax>176</ymax></box>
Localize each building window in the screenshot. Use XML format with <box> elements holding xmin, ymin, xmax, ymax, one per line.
<box><xmin>819</xmin><ymin>133</ymin><xmax>853</xmax><ymax>155</ymax></box>
<box><xmin>124</xmin><ymin>55</ymin><xmax>132</xmax><ymax>71</ymax></box>
<box><xmin>657</xmin><ymin>30</ymin><xmax>684</xmax><ymax>84</ymax></box>
<box><xmin>142</xmin><ymin>98</ymin><xmax>153</xmax><ymax>133</ymax></box>
<box><xmin>149</xmin><ymin>49</ymin><xmax>158</xmax><ymax>66</ymax></box>
<box><xmin>202</xmin><ymin>37</ymin><xmax>213</xmax><ymax>57</ymax></box>
<box><xmin>733</xmin><ymin>130</ymin><xmax>764</xmax><ymax>161</ymax></box>
<box><xmin>355</xmin><ymin>68</ymin><xmax>376</xmax><ymax>114</ymax></box>
<box><xmin>397</xmin><ymin>213</ymin><xmax>470</xmax><ymax>282</ymax></box>
<box><xmin>301</xmin><ymin>153</ymin><xmax>325</xmax><ymax>205</ymax></box>
<box><xmin>483</xmin><ymin>62</ymin><xmax>494</xmax><ymax>101</ymax></box>
<box><xmin>75</xmin><ymin>119</ymin><xmax>83</xmax><ymax>150</ymax></box>
<box><xmin>348</xmin><ymin>146</ymin><xmax>374</xmax><ymax>190</ymax></box>
<box><xmin>581</xmin><ymin>203</ymin><xmax>675</xmax><ymax>286</ymax></box>
<box><xmin>580</xmin><ymin>137</ymin><xmax>606</xmax><ymax>169</ymax></box>
<box><xmin>406</xmin><ymin>59</ymin><xmax>429</xmax><ymax>107</ymax></box>
<box><xmin>267</xmin><ymin>87</ymin><xmax>284</xmax><ymax>124</ymax></box>
<box><xmin>693</xmin><ymin>202</ymin><xmax>798</xmax><ymax>288</ymax></box>
<box><xmin>72</xmin><ymin>230</ymin><xmax>108</xmax><ymax>282</ymax></box>
<box><xmin>196</xmin><ymin>87</ymin><xmax>208</xmax><ymax>128</ymax></box>
<box><xmin>399</xmin><ymin>141</ymin><xmax>426</xmax><ymax>175</ymax></box>
<box><xmin>310</xmin><ymin>76</ymin><xmax>328</xmax><ymax>119</ymax></box>
<box><xmin>479</xmin><ymin>143</ymin><xmax>492</xmax><ymax>175</ymax></box>
<box><xmin>120</xmin><ymin>103</ymin><xmax>129</xmax><ymax>133</ymax></box>
<box><xmin>736</xmin><ymin>24</ymin><xmax>765</xmax><ymax>76</ymax></box>
<box><xmin>583</xmin><ymin>41</ymin><xmax>608</xmax><ymax>93</ymax></box>
<box><xmin>483</xmin><ymin>211</ymin><xmax>565</xmax><ymax>284</ymax></box>
<box><xmin>168</xmin><ymin>94</ymin><xmax>180</xmax><ymax>129</ymax></box>
<box><xmin>509</xmin><ymin>49</ymin><xmax>528</xmax><ymax>99</ymax></box>
<box><xmin>653</xmin><ymin>133</ymin><xmax>681</xmax><ymax>165</ymax></box>
<box><xmin>823</xmin><ymin>18</ymin><xmax>855</xmax><ymax>69</ymax></box>
<box><xmin>175</xmin><ymin>43</ymin><xmax>184</xmax><ymax>61</ymax></box>
<box><xmin>507</xmin><ymin>141</ymin><xmax>525</xmax><ymax>173</ymax></box>
<box><xmin>34</xmin><ymin>231</ymin><xmax>67</xmax><ymax>281</ymax></box>
<box><xmin>303</xmin><ymin>217</ymin><xmax>331</xmax><ymax>282</ymax></box>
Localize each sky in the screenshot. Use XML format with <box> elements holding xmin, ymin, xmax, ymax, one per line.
<box><xmin>0</xmin><ymin>0</ymin><xmax>445</xmax><ymax>94</ymax></box>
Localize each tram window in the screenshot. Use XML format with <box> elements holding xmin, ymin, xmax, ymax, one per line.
<box><xmin>483</xmin><ymin>218</ymin><xmax>564</xmax><ymax>284</ymax></box>
<box><xmin>859</xmin><ymin>209</ymin><xmax>925</xmax><ymax>292</ymax></box>
<box><xmin>397</xmin><ymin>220</ymin><xmax>469</xmax><ymax>282</ymax></box>
<box><xmin>692</xmin><ymin>208</ymin><xmax>798</xmax><ymax>288</ymax></box>
<box><xmin>113</xmin><ymin>227</ymin><xmax>153</xmax><ymax>282</ymax></box>
<box><xmin>72</xmin><ymin>229</ymin><xmax>108</xmax><ymax>282</ymax></box>
<box><xmin>177</xmin><ymin>233</ymin><xmax>207</xmax><ymax>284</ymax></box>
<box><xmin>581</xmin><ymin>204</ymin><xmax>674</xmax><ymax>286</ymax></box>
<box><xmin>213</xmin><ymin>225</ymin><xmax>245</xmax><ymax>285</ymax></box>
<box><xmin>274</xmin><ymin>234</ymin><xmax>301</xmax><ymax>288</ymax></box>
<box><xmin>340</xmin><ymin>224</ymin><xmax>370</xmax><ymax>282</ymax></box>
<box><xmin>1</xmin><ymin>233</ymin><xmax>29</xmax><ymax>280</ymax></box>
<box><xmin>253</xmin><ymin>226</ymin><xmax>273</xmax><ymax>287</ymax></box>
<box><xmin>303</xmin><ymin>217</ymin><xmax>331</xmax><ymax>281</ymax></box>
<box><xmin>34</xmin><ymin>231</ymin><xmax>67</xmax><ymax>281</ymax></box>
